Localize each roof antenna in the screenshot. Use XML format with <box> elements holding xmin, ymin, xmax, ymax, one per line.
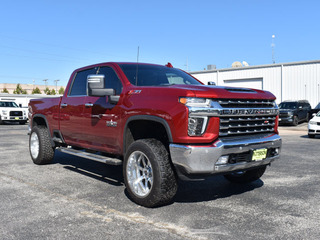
<box><xmin>135</xmin><ymin>46</ymin><xmax>139</xmax><ymax>86</ymax></box>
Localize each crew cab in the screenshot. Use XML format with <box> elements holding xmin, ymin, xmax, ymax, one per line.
<box><xmin>28</xmin><ymin>62</ymin><xmax>281</xmax><ymax>207</ymax></box>
<box><xmin>0</xmin><ymin>101</ymin><xmax>28</xmax><ymax>124</ymax></box>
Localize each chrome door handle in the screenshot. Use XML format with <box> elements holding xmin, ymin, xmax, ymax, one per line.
<box><xmin>61</xmin><ymin>103</ymin><xmax>68</xmax><ymax>108</ymax></box>
<box><xmin>85</xmin><ymin>103</ymin><xmax>93</xmax><ymax>107</ymax></box>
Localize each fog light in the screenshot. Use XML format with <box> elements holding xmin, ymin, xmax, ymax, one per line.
<box><xmin>188</xmin><ymin>117</ymin><xmax>208</xmax><ymax>136</ymax></box>
<box><xmin>216</xmin><ymin>155</ymin><xmax>229</xmax><ymax>165</ymax></box>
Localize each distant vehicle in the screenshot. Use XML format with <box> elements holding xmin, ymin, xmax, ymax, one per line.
<box><xmin>308</xmin><ymin>111</ymin><xmax>320</xmax><ymax>138</ymax></box>
<box><xmin>0</xmin><ymin>101</ymin><xmax>28</xmax><ymax>125</ymax></box>
<box><xmin>278</xmin><ymin>100</ymin><xmax>311</xmax><ymax>126</ymax></box>
<box><xmin>310</xmin><ymin>102</ymin><xmax>320</xmax><ymax>116</ymax></box>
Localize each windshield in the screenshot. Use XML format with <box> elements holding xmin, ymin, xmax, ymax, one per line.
<box><xmin>315</xmin><ymin>102</ymin><xmax>320</xmax><ymax>109</ymax></box>
<box><xmin>0</xmin><ymin>101</ymin><xmax>19</xmax><ymax>108</ymax></box>
<box><xmin>119</xmin><ymin>64</ymin><xmax>202</xmax><ymax>86</ymax></box>
<box><xmin>279</xmin><ymin>102</ymin><xmax>297</xmax><ymax>109</ymax></box>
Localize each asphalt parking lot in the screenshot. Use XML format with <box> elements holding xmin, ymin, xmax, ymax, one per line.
<box><xmin>0</xmin><ymin>123</ymin><xmax>319</xmax><ymax>240</ymax></box>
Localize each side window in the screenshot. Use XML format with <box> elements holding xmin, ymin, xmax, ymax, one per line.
<box><xmin>98</xmin><ymin>66</ymin><xmax>123</xmax><ymax>95</ymax></box>
<box><xmin>69</xmin><ymin>68</ymin><xmax>97</xmax><ymax>96</ymax></box>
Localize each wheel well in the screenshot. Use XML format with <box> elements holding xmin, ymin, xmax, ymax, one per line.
<box><xmin>124</xmin><ymin>120</ymin><xmax>170</xmax><ymax>154</ymax></box>
<box><xmin>32</xmin><ymin>116</ymin><xmax>47</xmax><ymax>127</ymax></box>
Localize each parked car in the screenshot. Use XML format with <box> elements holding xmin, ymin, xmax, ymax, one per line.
<box><xmin>278</xmin><ymin>100</ymin><xmax>311</xmax><ymax>126</ymax></box>
<box><xmin>310</xmin><ymin>102</ymin><xmax>320</xmax><ymax>116</ymax></box>
<box><xmin>0</xmin><ymin>101</ymin><xmax>28</xmax><ymax>124</ymax></box>
<box><xmin>308</xmin><ymin>111</ymin><xmax>320</xmax><ymax>138</ymax></box>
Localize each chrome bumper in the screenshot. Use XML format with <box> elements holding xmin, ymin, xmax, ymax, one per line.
<box><xmin>169</xmin><ymin>133</ymin><xmax>281</xmax><ymax>179</ymax></box>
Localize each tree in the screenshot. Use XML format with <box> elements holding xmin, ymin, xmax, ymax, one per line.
<box><xmin>44</xmin><ymin>87</ymin><xmax>51</xmax><ymax>95</ymax></box>
<box><xmin>1</xmin><ymin>88</ymin><xmax>9</xmax><ymax>93</ymax></box>
<box><xmin>50</xmin><ymin>89</ymin><xmax>56</xmax><ymax>95</ymax></box>
<box><xmin>58</xmin><ymin>87</ymin><xmax>65</xmax><ymax>95</ymax></box>
<box><xmin>13</xmin><ymin>84</ymin><xmax>27</xmax><ymax>94</ymax></box>
<box><xmin>32</xmin><ymin>87</ymin><xmax>42</xmax><ymax>94</ymax></box>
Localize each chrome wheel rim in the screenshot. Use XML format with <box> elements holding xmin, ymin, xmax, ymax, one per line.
<box><xmin>126</xmin><ymin>151</ymin><xmax>153</xmax><ymax>197</ymax></box>
<box><xmin>30</xmin><ymin>132</ymin><xmax>40</xmax><ymax>159</ymax></box>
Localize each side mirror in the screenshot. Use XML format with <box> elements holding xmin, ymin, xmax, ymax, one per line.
<box><xmin>87</xmin><ymin>75</ymin><xmax>115</xmax><ymax>97</ymax></box>
<box><xmin>208</xmin><ymin>81</ymin><xmax>216</xmax><ymax>86</ymax></box>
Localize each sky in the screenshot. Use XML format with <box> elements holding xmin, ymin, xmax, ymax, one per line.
<box><xmin>0</xmin><ymin>0</ymin><xmax>319</xmax><ymax>87</ymax></box>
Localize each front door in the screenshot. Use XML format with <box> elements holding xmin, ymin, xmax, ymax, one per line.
<box><xmin>82</xmin><ymin>65</ymin><xmax>124</xmax><ymax>154</ymax></box>
<box><xmin>59</xmin><ymin>67</ymin><xmax>97</xmax><ymax>146</ymax></box>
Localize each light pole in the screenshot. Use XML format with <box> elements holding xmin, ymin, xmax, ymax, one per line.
<box><xmin>43</xmin><ymin>79</ymin><xmax>48</xmax><ymax>88</ymax></box>
<box><xmin>271</xmin><ymin>35</ymin><xmax>275</xmax><ymax>64</ymax></box>
<box><xmin>54</xmin><ymin>80</ymin><xmax>60</xmax><ymax>95</ymax></box>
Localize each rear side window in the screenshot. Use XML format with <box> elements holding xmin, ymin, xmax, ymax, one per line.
<box><xmin>69</xmin><ymin>68</ymin><xmax>97</xmax><ymax>96</ymax></box>
<box><xmin>98</xmin><ymin>66</ymin><xmax>123</xmax><ymax>95</ymax></box>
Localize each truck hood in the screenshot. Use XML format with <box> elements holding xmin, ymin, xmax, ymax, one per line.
<box><xmin>160</xmin><ymin>84</ymin><xmax>276</xmax><ymax>100</ymax></box>
<box><xmin>0</xmin><ymin>107</ymin><xmax>26</xmax><ymax>112</ymax></box>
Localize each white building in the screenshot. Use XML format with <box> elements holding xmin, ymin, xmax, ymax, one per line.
<box><xmin>190</xmin><ymin>60</ymin><xmax>320</xmax><ymax>108</ymax></box>
<box><xmin>0</xmin><ymin>94</ymin><xmax>61</xmax><ymax>107</ymax></box>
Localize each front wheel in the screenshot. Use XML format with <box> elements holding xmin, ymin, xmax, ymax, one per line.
<box><xmin>123</xmin><ymin>139</ymin><xmax>177</xmax><ymax>207</ymax></box>
<box><xmin>29</xmin><ymin>125</ymin><xmax>54</xmax><ymax>165</ymax></box>
<box><xmin>292</xmin><ymin>116</ymin><xmax>299</xmax><ymax>126</ymax></box>
<box><xmin>224</xmin><ymin>166</ymin><xmax>267</xmax><ymax>183</ymax></box>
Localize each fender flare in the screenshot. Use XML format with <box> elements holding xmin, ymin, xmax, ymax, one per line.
<box><xmin>123</xmin><ymin>115</ymin><xmax>173</xmax><ymax>155</ymax></box>
<box><xmin>31</xmin><ymin>114</ymin><xmax>55</xmax><ymax>147</ymax></box>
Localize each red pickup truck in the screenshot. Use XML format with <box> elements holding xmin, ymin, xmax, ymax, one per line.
<box><xmin>28</xmin><ymin>62</ymin><xmax>281</xmax><ymax>207</ymax></box>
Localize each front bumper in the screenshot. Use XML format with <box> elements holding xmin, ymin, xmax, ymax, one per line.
<box><xmin>1</xmin><ymin>116</ymin><xmax>27</xmax><ymax>121</ymax></box>
<box><xmin>169</xmin><ymin>133</ymin><xmax>281</xmax><ymax>179</ymax></box>
<box><xmin>308</xmin><ymin>123</ymin><xmax>320</xmax><ymax>135</ymax></box>
<box><xmin>279</xmin><ymin>116</ymin><xmax>293</xmax><ymax>124</ymax></box>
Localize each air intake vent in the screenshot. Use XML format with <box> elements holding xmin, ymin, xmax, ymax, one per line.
<box><xmin>225</xmin><ymin>88</ymin><xmax>256</xmax><ymax>93</ymax></box>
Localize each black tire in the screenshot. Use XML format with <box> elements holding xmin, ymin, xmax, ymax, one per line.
<box><xmin>29</xmin><ymin>125</ymin><xmax>54</xmax><ymax>165</ymax></box>
<box><xmin>224</xmin><ymin>166</ymin><xmax>267</xmax><ymax>183</ymax></box>
<box><xmin>123</xmin><ymin>139</ymin><xmax>178</xmax><ymax>207</ymax></box>
<box><xmin>19</xmin><ymin>121</ymin><xmax>27</xmax><ymax>125</ymax></box>
<box><xmin>292</xmin><ymin>116</ymin><xmax>299</xmax><ymax>126</ymax></box>
<box><xmin>308</xmin><ymin>134</ymin><xmax>315</xmax><ymax>138</ymax></box>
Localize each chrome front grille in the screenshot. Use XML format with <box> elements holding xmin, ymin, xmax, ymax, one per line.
<box><xmin>187</xmin><ymin>98</ymin><xmax>278</xmax><ymax>137</ymax></box>
<box><xmin>218</xmin><ymin>99</ymin><xmax>278</xmax><ymax>137</ymax></box>
<box><xmin>220</xmin><ymin>116</ymin><xmax>276</xmax><ymax>136</ymax></box>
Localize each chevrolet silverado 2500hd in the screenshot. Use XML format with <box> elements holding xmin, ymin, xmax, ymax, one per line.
<box><xmin>28</xmin><ymin>62</ymin><xmax>281</xmax><ymax>207</ymax></box>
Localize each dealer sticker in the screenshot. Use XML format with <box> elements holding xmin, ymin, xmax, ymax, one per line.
<box><xmin>252</xmin><ymin>148</ymin><xmax>267</xmax><ymax>161</ymax></box>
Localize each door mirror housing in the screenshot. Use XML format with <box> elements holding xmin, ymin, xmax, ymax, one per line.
<box><xmin>87</xmin><ymin>74</ymin><xmax>115</xmax><ymax>97</ymax></box>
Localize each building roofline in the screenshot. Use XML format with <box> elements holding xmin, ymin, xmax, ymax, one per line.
<box><xmin>190</xmin><ymin>60</ymin><xmax>320</xmax><ymax>74</ymax></box>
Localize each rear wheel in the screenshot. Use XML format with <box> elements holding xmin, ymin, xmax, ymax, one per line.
<box><xmin>224</xmin><ymin>166</ymin><xmax>267</xmax><ymax>183</ymax></box>
<box><xmin>123</xmin><ymin>139</ymin><xmax>177</xmax><ymax>207</ymax></box>
<box><xmin>29</xmin><ymin>125</ymin><xmax>54</xmax><ymax>165</ymax></box>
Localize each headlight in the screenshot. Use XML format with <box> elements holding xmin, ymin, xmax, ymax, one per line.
<box><xmin>179</xmin><ymin>97</ymin><xmax>211</xmax><ymax>136</ymax></box>
<box><xmin>309</xmin><ymin>121</ymin><xmax>316</xmax><ymax>125</ymax></box>
<box><xmin>2</xmin><ymin>110</ymin><xmax>8</xmax><ymax>115</ymax></box>
<box><xmin>179</xmin><ymin>97</ymin><xmax>211</xmax><ymax>108</ymax></box>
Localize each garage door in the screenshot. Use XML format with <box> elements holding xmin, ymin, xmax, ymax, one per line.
<box><xmin>223</xmin><ymin>78</ymin><xmax>263</xmax><ymax>90</ymax></box>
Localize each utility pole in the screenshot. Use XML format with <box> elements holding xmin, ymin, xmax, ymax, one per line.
<box><xmin>54</xmin><ymin>80</ymin><xmax>60</xmax><ymax>94</ymax></box>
